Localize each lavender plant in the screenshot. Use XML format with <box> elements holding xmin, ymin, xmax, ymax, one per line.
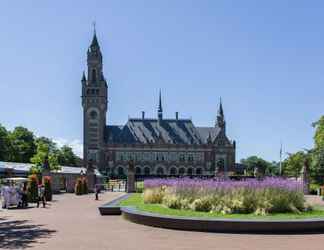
<box><xmin>143</xmin><ymin>178</ymin><xmax>305</xmax><ymax>215</ymax></box>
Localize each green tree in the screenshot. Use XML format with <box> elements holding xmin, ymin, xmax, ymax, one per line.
<box><xmin>58</xmin><ymin>145</ymin><xmax>77</xmax><ymax>166</ymax></box>
<box><xmin>0</xmin><ymin>124</ymin><xmax>10</xmax><ymax>161</ymax></box>
<box><xmin>282</xmin><ymin>151</ymin><xmax>308</xmax><ymax>178</ymax></box>
<box><xmin>240</xmin><ymin>156</ymin><xmax>272</xmax><ymax>175</ymax></box>
<box><xmin>31</xmin><ymin>140</ymin><xmax>60</xmax><ymax>170</ymax></box>
<box><xmin>312</xmin><ymin>116</ymin><xmax>324</xmax><ymax>183</ymax></box>
<box><xmin>313</xmin><ymin>116</ymin><xmax>324</xmax><ymax>149</ymax></box>
<box><xmin>8</xmin><ymin>126</ymin><xmax>36</xmax><ymax>163</ymax></box>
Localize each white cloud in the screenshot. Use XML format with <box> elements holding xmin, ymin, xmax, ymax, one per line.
<box><xmin>53</xmin><ymin>138</ymin><xmax>83</xmax><ymax>158</ymax></box>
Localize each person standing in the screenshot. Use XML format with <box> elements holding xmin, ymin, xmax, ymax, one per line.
<box><xmin>95</xmin><ymin>184</ymin><xmax>100</xmax><ymax>200</ymax></box>
<box><xmin>37</xmin><ymin>184</ymin><xmax>46</xmax><ymax>208</ymax></box>
<box><xmin>21</xmin><ymin>182</ymin><xmax>28</xmax><ymax>208</ymax></box>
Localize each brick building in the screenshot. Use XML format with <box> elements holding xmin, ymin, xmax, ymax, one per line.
<box><xmin>82</xmin><ymin>32</ymin><xmax>236</xmax><ymax>177</ymax></box>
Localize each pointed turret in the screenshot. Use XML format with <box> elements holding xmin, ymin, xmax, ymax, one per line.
<box><xmin>90</xmin><ymin>32</ymin><xmax>100</xmax><ymax>50</ymax></box>
<box><xmin>81</xmin><ymin>71</ymin><xmax>86</xmax><ymax>82</ymax></box>
<box><xmin>216</xmin><ymin>97</ymin><xmax>226</xmax><ymax>132</ymax></box>
<box><xmin>207</xmin><ymin>132</ymin><xmax>212</xmax><ymax>144</ymax></box>
<box><xmin>218</xmin><ymin>97</ymin><xmax>224</xmax><ymax>118</ymax></box>
<box><xmin>158</xmin><ymin>90</ymin><xmax>163</xmax><ymax>120</ymax></box>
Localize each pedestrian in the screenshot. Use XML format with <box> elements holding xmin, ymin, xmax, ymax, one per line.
<box><xmin>21</xmin><ymin>182</ymin><xmax>28</xmax><ymax>208</ymax></box>
<box><xmin>37</xmin><ymin>184</ymin><xmax>46</xmax><ymax>208</ymax></box>
<box><xmin>95</xmin><ymin>184</ymin><xmax>100</xmax><ymax>200</ymax></box>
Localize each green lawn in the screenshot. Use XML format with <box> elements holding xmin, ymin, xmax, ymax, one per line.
<box><xmin>119</xmin><ymin>193</ymin><xmax>324</xmax><ymax>220</ymax></box>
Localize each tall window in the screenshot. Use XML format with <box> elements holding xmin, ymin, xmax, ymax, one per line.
<box><xmin>92</xmin><ymin>69</ymin><xmax>97</xmax><ymax>82</ymax></box>
<box><xmin>144</xmin><ymin>167</ymin><xmax>150</xmax><ymax>175</ymax></box>
<box><xmin>217</xmin><ymin>159</ymin><xmax>225</xmax><ymax>171</ymax></box>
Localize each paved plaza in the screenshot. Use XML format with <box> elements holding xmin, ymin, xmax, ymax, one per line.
<box><xmin>1</xmin><ymin>192</ymin><xmax>324</xmax><ymax>250</ymax></box>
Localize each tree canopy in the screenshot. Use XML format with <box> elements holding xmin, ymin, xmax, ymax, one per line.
<box><xmin>240</xmin><ymin>156</ymin><xmax>278</xmax><ymax>176</ymax></box>
<box><xmin>0</xmin><ymin>124</ymin><xmax>80</xmax><ymax>168</ymax></box>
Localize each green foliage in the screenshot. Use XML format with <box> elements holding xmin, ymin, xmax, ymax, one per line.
<box><xmin>30</xmin><ymin>139</ymin><xmax>60</xmax><ymax>170</ymax></box>
<box><xmin>29</xmin><ymin>165</ymin><xmax>42</xmax><ymax>175</ymax></box>
<box><xmin>240</xmin><ymin>156</ymin><xmax>276</xmax><ymax>176</ymax></box>
<box><xmin>43</xmin><ymin>176</ymin><xmax>52</xmax><ymax>201</ymax></box>
<box><xmin>0</xmin><ymin>124</ymin><xmax>79</xmax><ymax>167</ymax></box>
<box><xmin>121</xmin><ymin>194</ymin><xmax>324</xmax><ymax>220</ymax></box>
<box><xmin>143</xmin><ymin>187</ymin><xmax>164</xmax><ymax>204</ymax></box>
<box><xmin>313</xmin><ymin>116</ymin><xmax>324</xmax><ymax>149</ymax></box>
<box><xmin>0</xmin><ymin>124</ymin><xmax>10</xmax><ymax>161</ymax></box>
<box><xmin>282</xmin><ymin>151</ymin><xmax>308</xmax><ymax>178</ymax></box>
<box><xmin>143</xmin><ymin>185</ymin><xmax>305</xmax><ymax>215</ymax></box>
<box><xmin>8</xmin><ymin>126</ymin><xmax>36</xmax><ymax>163</ymax></box>
<box><xmin>27</xmin><ymin>174</ymin><xmax>39</xmax><ymax>202</ymax></box>
<box><xmin>58</xmin><ymin>145</ymin><xmax>77</xmax><ymax>166</ymax></box>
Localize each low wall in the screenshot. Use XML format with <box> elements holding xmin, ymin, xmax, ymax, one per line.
<box><xmin>121</xmin><ymin>207</ymin><xmax>324</xmax><ymax>233</ymax></box>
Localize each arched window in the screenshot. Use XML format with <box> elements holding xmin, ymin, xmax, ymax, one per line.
<box><xmin>135</xmin><ymin>167</ymin><xmax>141</xmax><ymax>175</ymax></box>
<box><xmin>157</xmin><ymin>167</ymin><xmax>164</xmax><ymax>175</ymax></box>
<box><xmin>144</xmin><ymin>167</ymin><xmax>150</xmax><ymax>176</ymax></box>
<box><xmin>187</xmin><ymin>168</ymin><xmax>193</xmax><ymax>176</ymax></box>
<box><xmin>179</xmin><ymin>168</ymin><xmax>185</xmax><ymax>175</ymax></box>
<box><xmin>89</xmin><ymin>110</ymin><xmax>98</xmax><ymax>120</ymax></box>
<box><xmin>170</xmin><ymin>167</ymin><xmax>177</xmax><ymax>175</ymax></box>
<box><xmin>92</xmin><ymin>69</ymin><xmax>97</xmax><ymax>82</ymax></box>
<box><xmin>196</xmin><ymin>168</ymin><xmax>202</xmax><ymax>175</ymax></box>
<box><xmin>217</xmin><ymin>159</ymin><xmax>225</xmax><ymax>171</ymax></box>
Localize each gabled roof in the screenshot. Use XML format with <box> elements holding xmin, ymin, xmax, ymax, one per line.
<box><xmin>105</xmin><ymin>119</ymin><xmax>223</xmax><ymax>145</ymax></box>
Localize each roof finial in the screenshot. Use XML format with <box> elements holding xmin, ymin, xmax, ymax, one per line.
<box><xmin>158</xmin><ymin>89</ymin><xmax>163</xmax><ymax>120</ymax></box>
<box><xmin>90</xmin><ymin>21</ymin><xmax>99</xmax><ymax>49</ymax></box>
<box><xmin>92</xmin><ymin>21</ymin><xmax>96</xmax><ymax>35</ymax></box>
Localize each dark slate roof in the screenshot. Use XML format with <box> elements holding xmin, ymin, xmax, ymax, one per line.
<box><xmin>105</xmin><ymin>119</ymin><xmax>221</xmax><ymax>145</ymax></box>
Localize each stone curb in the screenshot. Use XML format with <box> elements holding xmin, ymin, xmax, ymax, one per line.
<box><xmin>98</xmin><ymin>194</ymin><xmax>131</xmax><ymax>215</ymax></box>
<box><xmin>121</xmin><ymin>206</ymin><xmax>324</xmax><ymax>233</ymax></box>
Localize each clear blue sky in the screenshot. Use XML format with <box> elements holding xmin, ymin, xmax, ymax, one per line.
<box><xmin>0</xmin><ymin>1</ymin><xmax>323</xmax><ymax>161</ymax></box>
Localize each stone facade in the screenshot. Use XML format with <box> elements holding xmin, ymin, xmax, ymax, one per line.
<box><xmin>82</xmin><ymin>32</ymin><xmax>236</xmax><ymax>177</ymax></box>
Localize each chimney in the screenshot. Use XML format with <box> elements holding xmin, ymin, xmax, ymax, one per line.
<box><xmin>175</xmin><ymin>112</ymin><xmax>179</xmax><ymax>120</ymax></box>
<box><xmin>142</xmin><ymin>111</ymin><xmax>145</xmax><ymax>120</ymax></box>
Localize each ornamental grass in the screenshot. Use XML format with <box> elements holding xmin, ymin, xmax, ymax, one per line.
<box><xmin>143</xmin><ymin>178</ymin><xmax>305</xmax><ymax>215</ymax></box>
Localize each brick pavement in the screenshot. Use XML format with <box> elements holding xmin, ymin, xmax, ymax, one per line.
<box><xmin>1</xmin><ymin>192</ymin><xmax>324</xmax><ymax>250</ymax></box>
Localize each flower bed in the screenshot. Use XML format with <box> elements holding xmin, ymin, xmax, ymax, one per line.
<box><xmin>143</xmin><ymin>178</ymin><xmax>305</xmax><ymax>215</ymax></box>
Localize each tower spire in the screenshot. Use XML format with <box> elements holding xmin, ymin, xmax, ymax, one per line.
<box><xmin>158</xmin><ymin>89</ymin><xmax>163</xmax><ymax>120</ymax></box>
<box><xmin>218</xmin><ymin>97</ymin><xmax>224</xmax><ymax>118</ymax></box>
<box><xmin>90</xmin><ymin>22</ymin><xmax>100</xmax><ymax>49</ymax></box>
<box><xmin>216</xmin><ymin>97</ymin><xmax>226</xmax><ymax>131</ymax></box>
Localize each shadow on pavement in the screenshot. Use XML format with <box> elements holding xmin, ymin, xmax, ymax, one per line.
<box><xmin>0</xmin><ymin>219</ymin><xmax>56</xmax><ymax>249</ymax></box>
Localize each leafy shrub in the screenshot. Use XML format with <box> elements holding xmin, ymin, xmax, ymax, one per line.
<box><xmin>43</xmin><ymin>176</ymin><xmax>52</xmax><ymax>201</ymax></box>
<box><xmin>143</xmin><ymin>187</ymin><xmax>164</xmax><ymax>204</ymax></box>
<box><xmin>75</xmin><ymin>178</ymin><xmax>83</xmax><ymax>195</ymax></box>
<box><xmin>144</xmin><ymin>178</ymin><xmax>305</xmax><ymax>215</ymax></box>
<box><xmin>81</xmin><ymin>178</ymin><xmax>88</xmax><ymax>194</ymax></box>
<box><xmin>27</xmin><ymin>174</ymin><xmax>39</xmax><ymax>202</ymax></box>
<box><xmin>162</xmin><ymin>194</ymin><xmax>182</xmax><ymax>209</ymax></box>
<box><xmin>190</xmin><ymin>197</ymin><xmax>213</xmax><ymax>212</ymax></box>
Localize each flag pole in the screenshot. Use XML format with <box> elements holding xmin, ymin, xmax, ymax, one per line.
<box><xmin>279</xmin><ymin>141</ymin><xmax>283</xmax><ymax>176</ymax></box>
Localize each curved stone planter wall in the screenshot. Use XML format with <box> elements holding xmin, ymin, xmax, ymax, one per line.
<box><xmin>121</xmin><ymin>207</ymin><xmax>324</xmax><ymax>233</ymax></box>
<box><xmin>99</xmin><ymin>194</ymin><xmax>324</xmax><ymax>233</ymax></box>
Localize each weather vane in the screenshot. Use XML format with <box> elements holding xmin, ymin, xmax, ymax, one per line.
<box><xmin>92</xmin><ymin>21</ymin><xmax>96</xmax><ymax>34</ymax></box>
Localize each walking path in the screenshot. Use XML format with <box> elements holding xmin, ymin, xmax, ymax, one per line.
<box><xmin>1</xmin><ymin>192</ymin><xmax>324</xmax><ymax>250</ymax></box>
